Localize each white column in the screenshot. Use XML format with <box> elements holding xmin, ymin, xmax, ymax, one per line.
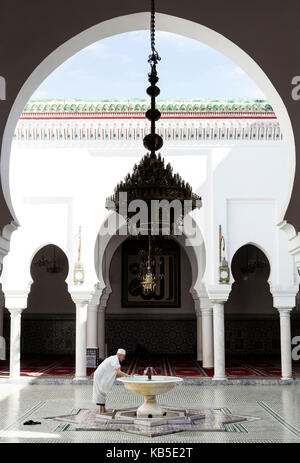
<box><xmin>0</xmin><ymin>310</ymin><xmax>5</xmax><ymax>360</ymax></box>
<box><xmin>97</xmin><ymin>307</ymin><xmax>105</xmax><ymax>360</ymax></box>
<box><xmin>74</xmin><ymin>300</ymin><xmax>88</xmax><ymax>380</ymax></box>
<box><xmin>87</xmin><ymin>304</ymin><xmax>98</xmax><ymax>348</ymax></box>
<box><xmin>195</xmin><ymin>308</ymin><xmax>202</xmax><ymax>361</ymax></box>
<box><xmin>201</xmin><ymin>307</ymin><xmax>214</xmax><ymax>368</ymax></box>
<box><xmin>0</xmin><ymin>289</ymin><xmax>4</xmax><ymax>337</ymax></box>
<box><xmin>3</xmin><ymin>289</ymin><xmax>29</xmax><ymax>378</ymax></box>
<box><xmin>97</xmin><ymin>286</ymin><xmax>111</xmax><ymax>360</ymax></box>
<box><xmin>71</xmin><ymin>289</ymin><xmax>93</xmax><ymax>381</ymax></box>
<box><xmin>0</xmin><ymin>301</ymin><xmax>5</xmax><ymax>360</ymax></box>
<box><xmin>0</xmin><ymin>306</ymin><xmax>3</xmax><ymax>337</ymax></box>
<box><xmin>207</xmin><ymin>285</ymin><xmax>231</xmax><ymax>380</ymax></box>
<box><xmin>8</xmin><ymin>308</ymin><xmax>23</xmax><ymax>379</ymax></box>
<box><xmin>270</xmin><ymin>285</ymin><xmax>298</xmax><ymax>381</ymax></box>
<box><xmin>212</xmin><ymin>301</ymin><xmax>227</xmax><ymax>380</ymax></box>
<box><xmin>87</xmin><ymin>282</ymin><xmax>103</xmax><ymax>351</ymax></box>
<box><xmin>278</xmin><ymin>308</ymin><xmax>293</xmax><ymax>380</ymax></box>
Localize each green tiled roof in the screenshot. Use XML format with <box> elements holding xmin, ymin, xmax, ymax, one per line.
<box><xmin>23</xmin><ymin>98</ymin><xmax>273</xmax><ymax>113</ymax></box>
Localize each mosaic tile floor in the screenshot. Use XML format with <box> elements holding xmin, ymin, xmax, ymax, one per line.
<box><xmin>1</xmin><ymin>354</ymin><xmax>300</xmax><ymax>378</ymax></box>
<box><xmin>45</xmin><ymin>406</ymin><xmax>251</xmax><ymax>436</ymax></box>
<box><xmin>1</xmin><ymin>383</ymin><xmax>300</xmax><ymax>442</ymax></box>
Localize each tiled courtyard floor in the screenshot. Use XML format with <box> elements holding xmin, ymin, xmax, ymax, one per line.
<box><xmin>0</xmin><ymin>383</ymin><xmax>300</xmax><ymax>443</ymax></box>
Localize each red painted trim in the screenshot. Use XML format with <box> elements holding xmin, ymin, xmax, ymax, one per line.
<box><xmin>19</xmin><ymin>111</ymin><xmax>277</xmax><ymax>121</ymax></box>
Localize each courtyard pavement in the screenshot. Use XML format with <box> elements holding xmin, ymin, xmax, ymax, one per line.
<box><xmin>0</xmin><ymin>383</ymin><xmax>300</xmax><ymax>443</ymax></box>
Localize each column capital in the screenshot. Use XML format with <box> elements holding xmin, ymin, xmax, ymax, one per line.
<box><xmin>201</xmin><ymin>306</ymin><xmax>213</xmax><ymax>316</ymax></box>
<box><xmin>0</xmin><ymin>220</ymin><xmax>18</xmax><ymax>266</ymax></box>
<box><xmin>195</xmin><ymin>306</ymin><xmax>201</xmax><ymax>316</ymax></box>
<box><xmin>207</xmin><ymin>284</ymin><xmax>231</xmax><ymax>303</ymax></box>
<box><xmin>99</xmin><ymin>285</ymin><xmax>112</xmax><ymax>310</ymax></box>
<box><xmin>98</xmin><ymin>305</ymin><xmax>106</xmax><ymax>314</ymax></box>
<box><xmin>8</xmin><ymin>308</ymin><xmax>24</xmax><ymax>316</ymax></box>
<box><xmin>190</xmin><ymin>288</ymin><xmax>200</xmax><ymax>302</ymax></box>
<box><xmin>200</xmin><ymin>296</ymin><xmax>212</xmax><ymax>311</ymax></box>
<box><xmin>3</xmin><ymin>289</ymin><xmax>29</xmax><ymax>310</ymax></box>
<box><xmin>278</xmin><ymin>220</ymin><xmax>300</xmax><ymax>272</ymax></box>
<box><xmin>277</xmin><ymin>307</ymin><xmax>293</xmax><ymax>316</ymax></box>
<box><xmin>70</xmin><ymin>289</ymin><xmax>93</xmax><ymax>305</ymax></box>
<box><xmin>190</xmin><ymin>283</ymin><xmax>207</xmax><ymax>301</ymax></box>
<box><xmin>88</xmin><ymin>304</ymin><xmax>99</xmax><ymax>312</ymax></box>
<box><xmin>270</xmin><ymin>285</ymin><xmax>299</xmax><ymax>296</ymax></box>
<box><xmin>89</xmin><ymin>281</ymin><xmax>105</xmax><ymax>306</ymax></box>
<box><xmin>270</xmin><ymin>285</ymin><xmax>298</xmax><ymax>309</ymax></box>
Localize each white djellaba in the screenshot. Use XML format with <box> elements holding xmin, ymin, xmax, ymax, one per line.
<box><xmin>92</xmin><ymin>349</ymin><xmax>125</xmax><ymax>404</ymax></box>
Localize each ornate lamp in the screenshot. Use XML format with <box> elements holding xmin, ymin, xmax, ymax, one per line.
<box><xmin>73</xmin><ymin>226</ymin><xmax>85</xmax><ymax>285</ymax></box>
<box><xmin>137</xmin><ymin>234</ymin><xmax>165</xmax><ymax>294</ymax></box>
<box><xmin>106</xmin><ymin>0</ymin><xmax>201</xmax><ymax>223</ymax></box>
<box><xmin>140</xmin><ymin>235</ymin><xmax>158</xmax><ymax>294</ymax></box>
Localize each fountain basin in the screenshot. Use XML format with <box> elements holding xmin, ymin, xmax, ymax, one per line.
<box><xmin>118</xmin><ymin>375</ymin><xmax>183</xmax><ymax>417</ymax></box>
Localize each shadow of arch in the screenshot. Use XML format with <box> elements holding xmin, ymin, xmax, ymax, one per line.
<box><xmin>104</xmin><ymin>235</ymin><xmax>196</xmax><ymax>356</ymax></box>
<box><xmin>225</xmin><ymin>244</ymin><xmax>277</xmax><ymax>355</ymax></box>
<box><xmin>24</xmin><ymin>244</ymin><xmax>75</xmax><ymax>357</ymax></box>
<box><xmin>229</xmin><ymin>240</ymin><xmax>274</xmax><ymax>285</ymax></box>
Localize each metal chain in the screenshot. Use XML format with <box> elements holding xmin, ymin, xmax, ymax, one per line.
<box><xmin>149</xmin><ymin>0</ymin><xmax>160</xmax><ymax>64</ymax></box>
<box><xmin>151</xmin><ymin>0</ymin><xmax>155</xmax><ymax>53</ymax></box>
<box><xmin>145</xmin><ymin>0</ymin><xmax>162</xmax><ymax>152</ymax></box>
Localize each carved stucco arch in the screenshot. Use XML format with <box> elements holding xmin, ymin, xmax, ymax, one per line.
<box><xmin>94</xmin><ymin>211</ymin><xmax>206</xmax><ymax>310</ymax></box>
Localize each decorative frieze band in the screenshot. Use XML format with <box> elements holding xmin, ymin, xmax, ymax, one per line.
<box><xmin>14</xmin><ymin>119</ymin><xmax>282</xmax><ymax>143</ymax></box>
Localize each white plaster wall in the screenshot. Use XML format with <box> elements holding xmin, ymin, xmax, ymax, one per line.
<box><xmin>2</xmin><ymin>138</ymin><xmax>295</xmax><ymax>295</ymax></box>
<box><xmin>200</xmin><ymin>142</ymin><xmax>295</xmax><ymax>287</ymax></box>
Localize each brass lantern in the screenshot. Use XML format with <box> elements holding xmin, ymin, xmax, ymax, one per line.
<box><xmin>139</xmin><ymin>235</ymin><xmax>160</xmax><ymax>295</ymax></box>
<box><xmin>219</xmin><ymin>257</ymin><xmax>230</xmax><ymax>284</ymax></box>
<box><xmin>219</xmin><ymin>225</ymin><xmax>230</xmax><ymax>284</ymax></box>
<box><xmin>73</xmin><ymin>226</ymin><xmax>85</xmax><ymax>285</ymax></box>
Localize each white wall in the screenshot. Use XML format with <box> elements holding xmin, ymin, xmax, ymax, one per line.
<box><xmin>3</xmin><ymin>137</ymin><xmax>296</xmax><ymax>298</ymax></box>
<box><xmin>200</xmin><ymin>142</ymin><xmax>295</xmax><ymax>287</ymax></box>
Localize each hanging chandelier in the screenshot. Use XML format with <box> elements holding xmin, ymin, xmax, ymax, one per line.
<box><xmin>106</xmin><ymin>0</ymin><xmax>201</xmax><ymax>225</ymax></box>
<box><xmin>137</xmin><ymin>235</ymin><xmax>163</xmax><ymax>294</ymax></box>
<box><xmin>106</xmin><ymin>0</ymin><xmax>201</xmax><ymax>295</ymax></box>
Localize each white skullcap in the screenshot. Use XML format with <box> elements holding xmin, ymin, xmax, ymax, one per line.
<box><xmin>117</xmin><ymin>348</ymin><xmax>126</xmax><ymax>355</ymax></box>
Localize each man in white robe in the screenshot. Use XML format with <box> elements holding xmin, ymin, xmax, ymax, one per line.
<box><xmin>92</xmin><ymin>348</ymin><xmax>130</xmax><ymax>414</ymax></box>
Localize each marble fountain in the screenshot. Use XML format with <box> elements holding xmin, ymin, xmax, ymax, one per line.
<box><xmin>45</xmin><ymin>369</ymin><xmax>252</xmax><ymax>436</ymax></box>
<box><xmin>118</xmin><ymin>370</ymin><xmax>183</xmax><ymax>418</ymax></box>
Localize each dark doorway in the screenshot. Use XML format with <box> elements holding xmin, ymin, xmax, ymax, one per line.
<box><xmin>22</xmin><ymin>245</ymin><xmax>75</xmax><ymax>370</ymax></box>
<box><xmin>225</xmin><ymin>244</ymin><xmax>279</xmax><ymax>358</ymax></box>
